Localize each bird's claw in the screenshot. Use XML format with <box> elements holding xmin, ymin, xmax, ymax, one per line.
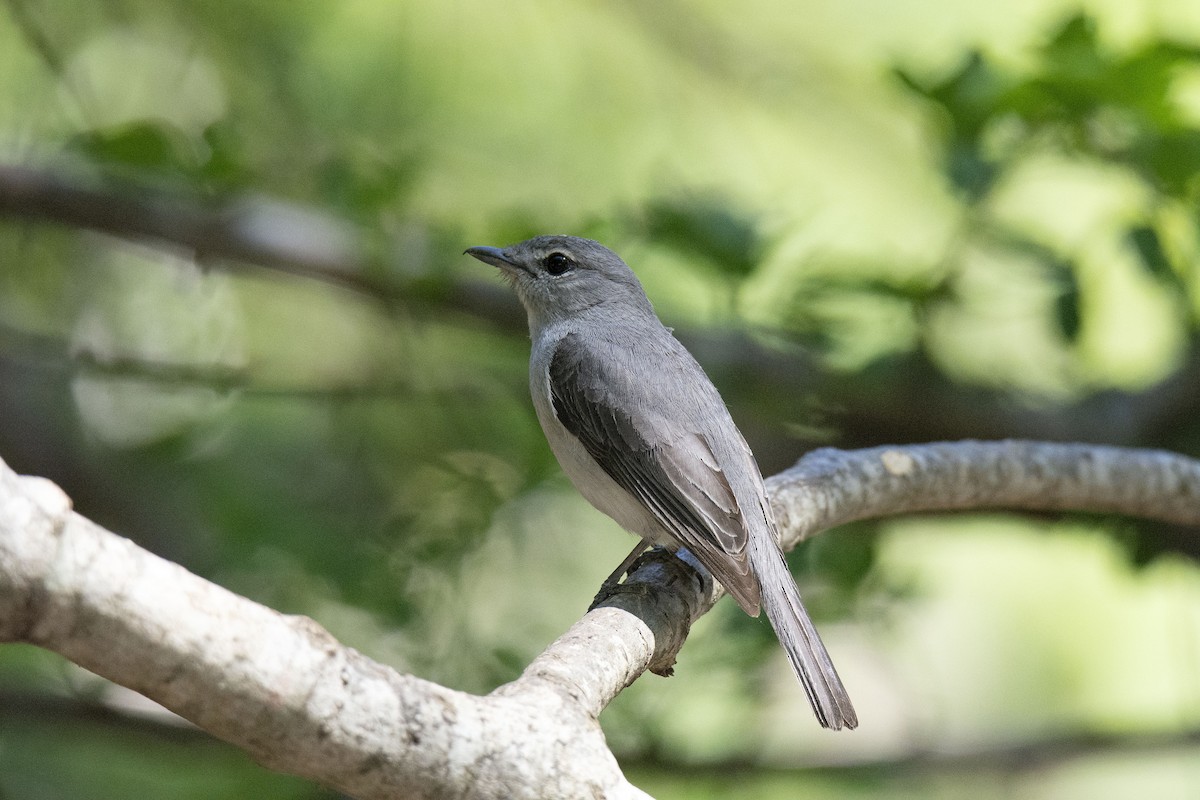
<box><xmin>589</xmin><ymin>579</ymin><xmax>655</xmax><ymax>611</ymax></box>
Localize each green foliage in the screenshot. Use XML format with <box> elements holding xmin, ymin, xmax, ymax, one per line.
<box><xmin>1</xmin><ymin>3</ymin><xmax>1200</xmax><ymax>798</ymax></box>
<box><xmin>2</xmin><ymin>712</ymin><xmax>331</xmax><ymax>800</ymax></box>
<box><xmin>641</xmin><ymin>196</ymin><xmax>763</xmax><ymax>280</ymax></box>
<box><xmin>899</xmin><ymin>15</ymin><xmax>1200</xmax><ymax>200</ymax></box>
<box><xmin>64</xmin><ymin>120</ymin><xmax>248</xmax><ymax>191</ymax></box>
<box><xmin>865</xmin><ymin>13</ymin><xmax>1200</xmax><ymax>386</ymax></box>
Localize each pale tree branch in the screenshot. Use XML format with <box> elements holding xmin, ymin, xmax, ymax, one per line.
<box><xmin>0</xmin><ymin>454</ymin><xmax>653</xmax><ymax>799</ymax></box>
<box><xmin>767</xmin><ymin>441</ymin><xmax>1200</xmax><ymax>551</ymax></box>
<box><xmin>1</xmin><ymin>442</ymin><xmax>1198</xmax><ymax>799</ymax></box>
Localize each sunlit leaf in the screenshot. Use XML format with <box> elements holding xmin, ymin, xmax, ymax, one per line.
<box><xmin>1052</xmin><ymin>261</ymin><xmax>1082</xmax><ymax>343</ymax></box>
<box><xmin>1126</xmin><ymin>223</ymin><xmax>1188</xmax><ymax>298</ymax></box>
<box><xmin>69</xmin><ymin>122</ymin><xmax>196</xmax><ymax>175</ymax></box>
<box><xmin>1127</xmin><ymin>225</ymin><xmax>1171</xmax><ymax>280</ymax></box>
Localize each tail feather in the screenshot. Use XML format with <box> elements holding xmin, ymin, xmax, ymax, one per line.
<box><xmin>750</xmin><ymin>538</ymin><xmax>858</xmax><ymax>730</ymax></box>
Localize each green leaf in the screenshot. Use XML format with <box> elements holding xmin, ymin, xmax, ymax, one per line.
<box><xmin>896</xmin><ymin>52</ymin><xmax>1013</xmax><ymax>141</ymax></box>
<box><xmin>1126</xmin><ymin>224</ymin><xmax>1188</xmax><ymax>296</ymax></box>
<box><xmin>1127</xmin><ymin>225</ymin><xmax>1172</xmax><ymax>280</ymax></box>
<box><xmin>199</xmin><ymin>122</ymin><xmax>252</xmax><ymax>188</ymax></box>
<box><xmin>643</xmin><ymin>196</ymin><xmax>761</xmax><ymax>278</ymax></box>
<box><xmin>1052</xmin><ymin>262</ymin><xmax>1082</xmax><ymax>343</ymax></box>
<box><xmin>1137</xmin><ymin>131</ymin><xmax>1200</xmax><ymax>196</ymax></box>
<box><xmin>1041</xmin><ymin>14</ymin><xmax>1105</xmax><ymax>88</ymax></box>
<box><xmin>69</xmin><ymin>122</ymin><xmax>195</xmax><ymax>174</ymax></box>
<box><xmin>895</xmin><ymin>53</ymin><xmax>1012</xmax><ymax>198</ymax></box>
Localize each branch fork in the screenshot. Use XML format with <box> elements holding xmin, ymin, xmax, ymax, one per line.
<box><xmin>2</xmin><ymin>442</ymin><xmax>1197</xmax><ymax>798</ymax></box>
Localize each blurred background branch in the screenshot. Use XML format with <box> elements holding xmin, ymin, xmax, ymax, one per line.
<box><xmin>0</xmin><ymin>163</ymin><xmax>370</xmax><ymax>285</ymax></box>
<box><xmin>2</xmin><ymin>2</ymin><xmax>1200</xmax><ymax>799</ymax></box>
<box><xmin>3</xmin><ymin>163</ymin><xmax>1200</xmax><ymax>460</ymax></box>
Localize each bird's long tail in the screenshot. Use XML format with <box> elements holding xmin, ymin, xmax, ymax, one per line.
<box><xmin>750</xmin><ymin>536</ymin><xmax>858</xmax><ymax>730</ymax></box>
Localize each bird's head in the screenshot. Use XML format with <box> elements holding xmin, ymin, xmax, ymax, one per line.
<box><xmin>465</xmin><ymin>235</ymin><xmax>652</xmax><ymax>326</ymax></box>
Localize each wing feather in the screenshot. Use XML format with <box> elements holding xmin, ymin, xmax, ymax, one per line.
<box><xmin>548</xmin><ymin>333</ymin><xmax>760</xmax><ymax>613</ymax></box>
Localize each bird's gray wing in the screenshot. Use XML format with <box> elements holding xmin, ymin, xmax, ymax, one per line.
<box><xmin>548</xmin><ymin>333</ymin><xmax>761</xmax><ymax>614</ymax></box>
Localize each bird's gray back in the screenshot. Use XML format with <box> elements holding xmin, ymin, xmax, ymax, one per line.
<box><xmin>538</xmin><ymin>309</ymin><xmax>778</xmax><ymax>612</ymax></box>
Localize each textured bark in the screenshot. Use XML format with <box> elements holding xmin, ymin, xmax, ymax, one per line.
<box><xmin>1</xmin><ymin>442</ymin><xmax>1197</xmax><ymax>798</ymax></box>
<box><xmin>0</xmin><ymin>456</ymin><xmax>650</xmax><ymax>800</ymax></box>
<box><xmin>767</xmin><ymin>441</ymin><xmax>1200</xmax><ymax>551</ymax></box>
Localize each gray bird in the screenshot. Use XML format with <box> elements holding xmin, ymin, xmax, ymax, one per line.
<box><xmin>465</xmin><ymin>235</ymin><xmax>857</xmax><ymax>730</ymax></box>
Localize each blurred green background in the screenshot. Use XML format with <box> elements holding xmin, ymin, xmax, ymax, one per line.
<box><xmin>2</xmin><ymin>1</ymin><xmax>1200</xmax><ymax>798</ymax></box>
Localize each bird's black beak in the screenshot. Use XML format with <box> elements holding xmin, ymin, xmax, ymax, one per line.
<box><xmin>464</xmin><ymin>246</ymin><xmax>522</xmax><ymax>273</ymax></box>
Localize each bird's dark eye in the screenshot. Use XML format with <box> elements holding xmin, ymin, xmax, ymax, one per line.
<box><xmin>544</xmin><ymin>252</ymin><xmax>573</xmax><ymax>275</ymax></box>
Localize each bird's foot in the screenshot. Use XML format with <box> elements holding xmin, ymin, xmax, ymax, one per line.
<box><xmin>588</xmin><ymin>546</ymin><xmax>666</xmax><ymax>610</ymax></box>
<box><xmin>589</xmin><ymin>578</ymin><xmax>656</xmax><ymax>610</ymax></box>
